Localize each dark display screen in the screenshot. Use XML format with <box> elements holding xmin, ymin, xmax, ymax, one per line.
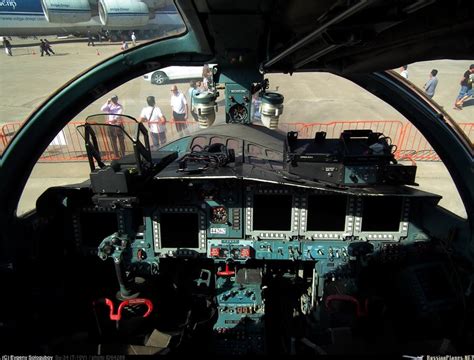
<box><xmin>253</xmin><ymin>194</ymin><xmax>292</xmax><ymax>231</ymax></box>
<box><xmin>160</xmin><ymin>212</ymin><xmax>199</xmax><ymax>248</ymax></box>
<box><xmin>306</xmin><ymin>195</ymin><xmax>347</xmax><ymax>231</ymax></box>
<box><xmin>80</xmin><ymin>211</ymin><xmax>118</xmax><ymax>247</ymax></box>
<box><xmin>361</xmin><ymin>196</ymin><xmax>402</xmax><ymax>231</ymax></box>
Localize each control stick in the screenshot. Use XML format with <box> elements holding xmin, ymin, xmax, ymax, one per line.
<box><xmin>98</xmin><ymin>233</ymin><xmax>139</xmax><ymax>299</ymax></box>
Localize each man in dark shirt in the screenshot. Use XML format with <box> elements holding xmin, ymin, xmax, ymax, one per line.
<box><xmin>39</xmin><ymin>40</ymin><xmax>51</xmax><ymax>57</ymax></box>
<box><xmin>87</xmin><ymin>30</ymin><xmax>95</xmax><ymax>47</ymax></box>
<box><xmin>454</xmin><ymin>64</ymin><xmax>474</xmax><ymax>110</ymax></box>
<box><xmin>43</xmin><ymin>39</ymin><xmax>55</xmax><ymax>55</ymax></box>
<box><xmin>3</xmin><ymin>37</ymin><xmax>12</xmax><ymax>56</ymax></box>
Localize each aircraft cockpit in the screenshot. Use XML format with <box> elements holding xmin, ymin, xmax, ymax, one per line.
<box><xmin>0</xmin><ymin>0</ymin><xmax>473</xmax><ymax>356</ymax></box>
<box><xmin>27</xmin><ymin>91</ymin><xmax>469</xmax><ymax>354</ymax></box>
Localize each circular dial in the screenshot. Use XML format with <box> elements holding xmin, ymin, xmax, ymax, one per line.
<box><xmin>229</xmin><ymin>104</ymin><xmax>248</xmax><ymax>121</ymax></box>
<box><xmin>211</xmin><ymin>206</ymin><xmax>228</xmax><ymax>224</ymax></box>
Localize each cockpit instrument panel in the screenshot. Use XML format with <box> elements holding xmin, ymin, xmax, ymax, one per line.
<box><xmin>66</xmin><ymin>173</ymin><xmax>436</xmax><ymax>268</ymax></box>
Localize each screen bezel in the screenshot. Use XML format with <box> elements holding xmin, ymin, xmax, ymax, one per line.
<box><xmin>73</xmin><ymin>206</ymin><xmax>119</xmax><ymax>254</ymax></box>
<box><xmin>245</xmin><ymin>187</ymin><xmax>300</xmax><ymax>240</ymax></box>
<box><xmin>153</xmin><ymin>207</ymin><xmax>207</xmax><ymax>253</ymax></box>
<box><xmin>354</xmin><ymin>196</ymin><xmax>410</xmax><ymax>241</ymax></box>
<box><xmin>300</xmin><ymin>191</ymin><xmax>353</xmax><ymax>240</ymax></box>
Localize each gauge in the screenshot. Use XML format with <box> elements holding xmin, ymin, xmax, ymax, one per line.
<box><xmin>229</xmin><ymin>104</ymin><xmax>248</xmax><ymax>121</ymax></box>
<box><xmin>211</xmin><ymin>206</ymin><xmax>228</xmax><ymax>224</ymax></box>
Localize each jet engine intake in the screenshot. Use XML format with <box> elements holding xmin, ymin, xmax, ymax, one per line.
<box><xmin>41</xmin><ymin>0</ymin><xmax>92</xmax><ymax>23</ymax></box>
<box><xmin>99</xmin><ymin>0</ymin><xmax>150</xmax><ymax>28</ymax></box>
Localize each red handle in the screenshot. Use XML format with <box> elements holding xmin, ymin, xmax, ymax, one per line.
<box><xmin>102</xmin><ymin>297</ymin><xmax>154</xmax><ymax>321</ymax></box>
<box><xmin>325</xmin><ymin>294</ymin><xmax>366</xmax><ymax>318</ymax></box>
<box><xmin>217</xmin><ymin>263</ymin><xmax>235</xmax><ymax>276</ymax></box>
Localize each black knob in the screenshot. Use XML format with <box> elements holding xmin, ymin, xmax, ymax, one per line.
<box><xmin>103</xmin><ymin>244</ymin><xmax>114</xmax><ymax>255</ymax></box>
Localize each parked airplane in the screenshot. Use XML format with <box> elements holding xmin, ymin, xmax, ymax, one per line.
<box><xmin>0</xmin><ymin>0</ymin><xmax>183</xmax><ymax>40</ymax></box>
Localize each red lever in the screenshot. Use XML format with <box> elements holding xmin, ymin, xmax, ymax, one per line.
<box><xmin>102</xmin><ymin>298</ymin><xmax>154</xmax><ymax>321</ymax></box>
<box><xmin>217</xmin><ymin>263</ymin><xmax>235</xmax><ymax>276</ymax></box>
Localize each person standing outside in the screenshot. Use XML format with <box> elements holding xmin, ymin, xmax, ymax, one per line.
<box><xmin>131</xmin><ymin>32</ymin><xmax>137</xmax><ymax>46</ymax></box>
<box><xmin>400</xmin><ymin>65</ymin><xmax>408</xmax><ymax>79</ymax></box>
<box><xmin>39</xmin><ymin>39</ymin><xmax>51</xmax><ymax>56</ymax></box>
<box><xmin>187</xmin><ymin>80</ymin><xmax>200</xmax><ymax>122</ymax></box>
<box><xmin>139</xmin><ymin>96</ymin><xmax>167</xmax><ymax>150</ymax></box>
<box><xmin>100</xmin><ymin>95</ymin><xmax>125</xmax><ymax>158</ymax></box>
<box><xmin>3</xmin><ymin>37</ymin><xmax>12</xmax><ymax>56</ymax></box>
<box><xmin>202</xmin><ymin>64</ymin><xmax>212</xmax><ymax>90</ymax></box>
<box><xmin>202</xmin><ymin>75</ymin><xmax>209</xmax><ymax>91</ymax></box>
<box><xmin>454</xmin><ymin>64</ymin><xmax>474</xmax><ymax>110</ymax></box>
<box><xmin>423</xmin><ymin>69</ymin><xmax>438</xmax><ymax>98</ymax></box>
<box><xmin>43</xmin><ymin>39</ymin><xmax>55</xmax><ymax>55</ymax></box>
<box><xmin>170</xmin><ymin>85</ymin><xmax>189</xmax><ymax>135</ymax></box>
<box><xmin>87</xmin><ymin>30</ymin><xmax>95</xmax><ymax>46</ymax></box>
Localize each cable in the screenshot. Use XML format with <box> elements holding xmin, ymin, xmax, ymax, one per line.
<box><xmin>178</xmin><ymin>143</ymin><xmax>235</xmax><ymax>172</ymax></box>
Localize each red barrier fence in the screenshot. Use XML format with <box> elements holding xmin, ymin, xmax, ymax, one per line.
<box><xmin>1</xmin><ymin>119</ymin><xmax>201</xmax><ymax>162</ymax></box>
<box><xmin>397</xmin><ymin>124</ymin><xmax>439</xmax><ymax>161</ymax></box>
<box><xmin>460</xmin><ymin>122</ymin><xmax>474</xmax><ymax>140</ymax></box>
<box><xmin>1</xmin><ymin>120</ymin><xmax>473</xmax><ymax>162</ymax></box>
<box><xmin>396</xmin><ymin>122</ymin><xmax>474</xmax><ymax>161</ymax></box>
<box><xmin>0</xmin><ymin>132</ymin><xmax>7</xmax><ymax>154</ymax></box>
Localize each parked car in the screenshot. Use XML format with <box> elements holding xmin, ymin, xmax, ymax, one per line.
<box><xmin>143</xmin><ymin>65</ymin><xmax>214</xmax><ymax>85</ymax></box>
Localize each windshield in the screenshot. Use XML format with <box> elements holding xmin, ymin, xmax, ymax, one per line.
<box><xmin>0</xmin><ymin>3</ymin><xmax>471</xmax><ymax>221</ymax></box>
<box><xmin>0</xmin><ymin>0</ymin><xmax>185</xmax><ymax>151</ymax></box>
<box><xmin>13</xmin><ymin>66</ymin><xmax>470</xmax><ymax>219</ymax></box>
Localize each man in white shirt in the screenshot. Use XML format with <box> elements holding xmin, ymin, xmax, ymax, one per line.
<box><xmin>400</xmin><ymin>65</ymin><xmax>408</xmax><ymax>79</ymax></box>
<box><xmin>139</xmin><ymin>96</ymin><xmax>167</xmax><ymax>150</ymax></box>
<box><xmin>100</xmin><ymin>95</ymin><xmax>125</xmax><ymax>158</ymax></box>
<box><xmin>170</xmin><ymin>85</ymin><xmax>189</xmax><ymax>135</ymax></box>
<box><xmin>131</xmin><ymin>32</ymin><xmax>137</xmax><ymax>46</ymax></box>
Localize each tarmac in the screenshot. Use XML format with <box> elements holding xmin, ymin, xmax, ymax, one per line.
<box><xmin>0</xmin><ymin>37</ymin><xmax>472</xmax><ymax>218</ymax></box>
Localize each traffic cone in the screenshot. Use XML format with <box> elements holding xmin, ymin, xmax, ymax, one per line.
<box><xmin>96</xmin><ymin>49</ymin><xmax>100</xmax><ymax>56</ymax></box>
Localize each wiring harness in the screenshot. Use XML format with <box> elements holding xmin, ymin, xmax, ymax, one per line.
<box><xmin>178</xmin><ymin>143</ymin><xmax>235</xmax><ymax>173</ymax></box>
